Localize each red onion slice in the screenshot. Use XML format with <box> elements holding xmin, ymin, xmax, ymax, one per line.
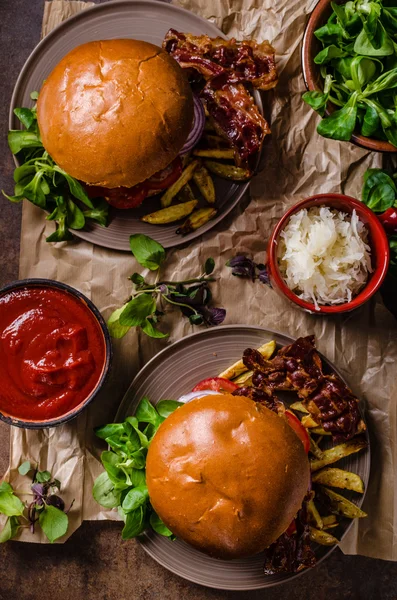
<box><xmin>179</xmin><ymin>94</ymin><xmax>206</xmax><ymax>155</ymax></box>
<box><xmin>177</xmin><ymin>390</ymin><xmax>220</xmax><ymax>404</ymax></box>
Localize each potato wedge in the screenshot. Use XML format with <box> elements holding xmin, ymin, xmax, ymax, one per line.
<box><xmin>302</xmin><ymin>415</ymin><xmax>320</xmax><ymax>429</ymax></box>
<box><xmin>161</xmin><ymin>160</ymin><xmax>200</xmax><ymax>208</ymax></box>
<box><xmin>142</xmin><ymin>200</ymin><xmax>197</xmax><ymax>225</ymax></box>
<box><xmin>204</xmin><ymin>160</ymin><xmax>252</xmax><ymax>181</ymax></box>
<box><xmin>193</xmin><ymin>148</ymin><xmax>235</xmax><ymax>160</ymax></box>
<box><xmin>310</xmin><ymin>438</ymin><xmax>367</xmax><ymax>472</ymax></box>
<box><xmin>307</xmin><ymin>499</ymin><xmax>323</xmax><ymax>529</ymax></box>
<box><xmin>311</xmin><ymin>427</ymin><xmax>331</xmax><ymax>435</ymax></box>
<box><xmin>318</xmin><ymin>486</ymin><xmax>367</xmax><ymax>519</ymax></box>
<box><xmin>177</xmin><ymin>183</ymin><xmax>196</xmax><ymax>203</ymax></box>
<box><xmin>181</xmin><ymin>152</ymin><xmax>192</xmax><ymax>168</ymax></box>
<box><xmin>203</xmin><ymin>134</ymin><xmax>229</xmax><ymax>148</ymax></box>
<box><xmin>290</xmin><ymin>401</ymin><xmax>309</xmax><ymax>414</ymax></box>
<box><xmin>218</xmin><ymin>340</ymin><xmax>276</xmax><ymax>380</ymax></box>
<box><xmin>308</xmin><ymin>434</ymin><xmax>324</xmax><ymax>459</ymax></box>
<box><xmin>176</xmin><ymin>207</ymin><xmax>217</xmax><ymax>235</ymax></box>
<box><xmin>322</xmin><ymin>514</ymin><xmax>338</xmax><ymax>528</ymax></box>
<box><xmin>312</xmin><ymin>468</ymin><xmax>365</xmax><ymax>493</ymax></box>
<box><xmin>193</xmin><ymin>165</ymin><xmax>216</xmax><ymax>204</ymax></box>
<box><xmin>309</xmin><ymin>527</ymin><xmax>338</xmax><ymax>546</ymax></box>
<box><xmin>233</xmin><ymin>371</ymin><xmax>253</xmax><ymax>386</ymax></box>
<box><xmin>323</xmin><ymin>522</ymin><xmax>339</xmax><ymax>530</ymax></box>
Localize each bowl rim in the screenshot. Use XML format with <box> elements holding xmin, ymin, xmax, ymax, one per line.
<box><xmin>0</xmin><ymin>278</ymin><xmax>112</xmax><ymax>429</ymax></box>
<box><xmin>267</xmin><ymin>193</ymin><xmax>391</xmax><ymax>314</ymax></box>
<box><xmin>301</xmin><ymin>0</ymin><xmax>397</xmax><ymax>153</ymax></box>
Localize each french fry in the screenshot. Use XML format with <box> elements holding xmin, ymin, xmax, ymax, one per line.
<box><xmin>204</xmin><ymin>119</ymin><xmax>215</xmax><ymax>131</ymax></box>
<box><xmin>318</xmin><ymin>486</ymin><xmax>367</xmax><ymax>519</ymax></box>
<box><xmin>310</xmin><ymin>438</ymin><xmax>367</xmax><ymax>472</ymax></box>
<box><xmin>323</xmin><ymin>523</ymin><xmax>339</xmax><ymax>530</ymax></box>
<box><xmin>218</xmin><ymin>340</ymin><xmax>276</xmax><ymax>380</ymax></box>
<box><xmin>312</xmin><ymin>468</ymin><xmax>365</xmax><ymax>493</ymax></box>
<box><xmin>311</xmin><ymin>427</ymin><xmax>331</xmax><ymax>435</ymax></box>
<box><xmin>302</xmin><ymin>415</ymin><xmax>320</xmax><ymax>429</ymax></box>
<box><xmin>193</xmin><ymin>165</ymin><xmax>216</xmax><ymax>204</ymax></box>
<box><xmin>233</xmin><ymin>371</ymin><xmax>253</xmax><ymax>386</ymax></box>
<box><xmin>309</xmin><ymin>527</ymin><xmax>339</xmax><ymax>546</ymax></box>
<box><xmin>181</xmin><ymin>152</ymin><xmax>192</xmax><ymax>167</ymax></box>
<box><xmin>203</xmin><ymin>134</ymin><xmax>229</xmax><ymax>148</ymax></box>
<box><xmin>290</xmin><ymin>401</ymin><xmax>309</xmax><ymax>414</ymax></box>
<box><xmin>177</xmin><ymin>183</ymin><xmax>196</xmax><ymax>203</ymax></box>
<box><xmin>141</xmin><ymin>200</ymin><xmax>197</xmax><ymax>225</ymax></box>
<box><xmin>193</xmin><ymin>148</ymin><xmax>235</xmax><ymax>160</ymax></box>
<box><xmin>161</xmin><ymin>160</ymin><xmax>200</xmax><ymax>208</ymax></box>
<box><xmin>204</xmin><ymin>160</ymin><xmax>252</xmax><ymax>181</ymax></box>
<box><xmin>307</xmin><ymin>499</ymin><xmax>323</xmax><ymax>529</ymax></box>
<box><xmin>308</xmin><ymin>434</ymin><xmax>324</xmax><ymax>459</ymax></box>
<box><xmin>322</xmin><ymin>514</ymin><xmax>338</xmax><ymax>528</ymax></box>
<box><xmin>176</xmin><ymin>207</ymin><xmax>217</xmax><ymax>235</ymax></box>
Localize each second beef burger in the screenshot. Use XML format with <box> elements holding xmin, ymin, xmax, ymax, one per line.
<box><xmin>146</xmin><ymin>393</ymin><xmax>310</xmax><ymax>559</ymax></box>
<box><xmin>36</xmin><ymin>39</ymin><xmax>194</xmax><ymax>208</ymax></box>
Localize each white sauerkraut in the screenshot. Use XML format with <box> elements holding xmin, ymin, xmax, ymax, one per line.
<box><xmin>277</xmin><ymin>206</ymin><xmax>372</xmax><ymax>309</ymax></box>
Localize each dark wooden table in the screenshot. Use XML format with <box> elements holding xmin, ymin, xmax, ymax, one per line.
<box><xmin>1</xmin><ymin>2</ymin><xmax>397</xmax><ymax>599</ymax></box>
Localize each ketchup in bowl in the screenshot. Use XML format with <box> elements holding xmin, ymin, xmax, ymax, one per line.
<box><xmin>0</xmin><ymin>281</ymin><xmax>110</xmax><ymax>426</ymax></box>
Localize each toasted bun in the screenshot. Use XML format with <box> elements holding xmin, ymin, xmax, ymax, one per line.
<box><xmin>146</xmin><ymin>394</ymin><xmax>310</xmax><ymax>559</ymax></box>
<box><xmin>37</xmin><ymin>39</ymin><xmax>193</xmax><ymax>188</ymax></box>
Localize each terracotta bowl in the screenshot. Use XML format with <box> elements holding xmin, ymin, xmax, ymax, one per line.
<box><xmin>267</xmin><ymin>194</ymin><xmax>390</xmax><ymax>314</ymax></box>
<box><xmin>301</xmin><ymin>0</ymin><xmax>397</xmax><ymax>153</ymax></box>
<box><xmin>0</xmin><ymin>279</ymin><xmax>112</xmax><ymax>429</ymax></box>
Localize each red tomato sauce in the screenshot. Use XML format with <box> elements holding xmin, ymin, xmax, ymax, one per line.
<box><xmin>0</xmin><ymin>286</ymin><xmax>106</xmax><ymax>421</ymax></box>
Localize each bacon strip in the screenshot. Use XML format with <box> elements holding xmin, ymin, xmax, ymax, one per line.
<box><xmin>163</xmin><ymin>29</ymin><xmax>278</xmax><ymax>166</ymax></box>
<box><xmin>242</xmin><ymin>336</ymin><xmax>365</xmax><ymax>441</ymax></box>
<box><xmin>163</xmin><ymin>29</ymin><xmax>278</xmax><ymax>90</ymax></box>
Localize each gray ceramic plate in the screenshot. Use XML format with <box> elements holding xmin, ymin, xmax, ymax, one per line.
<box><xmin>10</xmin><ymin>0</ymin><xmax>263</xmax><ymax>251</ymax></box>
<box><xmin>116</xmin><ymin>325</ymin><xmax>370</xmax><ymax>590</ymax></box>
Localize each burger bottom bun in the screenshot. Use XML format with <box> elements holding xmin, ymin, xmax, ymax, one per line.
<box><xmin>146</xmin><ymin>393</ymin><xmax>310</xmax><ymax>559</ymax></box>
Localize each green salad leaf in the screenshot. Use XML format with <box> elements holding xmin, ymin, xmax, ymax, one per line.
<box><xmin>303</xmin><ymin>0</ymin><xmax>397</xmax><ymax>146</ymax></box>
<box><xmin>92</xmin><ymin>397</ymin><xmax>182</xmax><ymax>540</ymax></box>
<box><xmin>3</xmin><ymin>96</ymin><xmax>109</xmax><ymax>242</ymax></box>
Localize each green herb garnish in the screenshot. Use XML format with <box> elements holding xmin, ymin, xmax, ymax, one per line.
<box><xmin>107</xmin><ymin>234</ymin><xmax>226</xmax><ymax>339</ymax></box>
<box><xmin>303</xmin><ymin>0</ymin><xmax>397</xmax><ymax>145</ymax></box>
<box><xmin>93</xmin><ymin>397</ymin><xmax>181</xmax><ymax>540</ymax></box>
<box><xmin>0</xmin><ymin>462</ymin><xmax>73</xmax><ymax>544</ymax></box>
<box><xmin>3</xmin><ymin>92</ymin><xmax>109</xmax><ymax>242</ymax></box>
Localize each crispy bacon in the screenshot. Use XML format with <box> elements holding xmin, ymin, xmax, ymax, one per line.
<box><xmin>163</xmin><ymin>29</ymin><xmax>278</xmax><ymax>90</ymax></box>
<box><xmin>263</xmin><ymin>495</ymin><xmax>316</xmax><ymax>575</ymax></box>
<box><xmin>163</xmin><ymin>29</ymin><xmax>278</xmax><ymax>166</ymax></box>
<box><xmin>242</xmin><ymin>336</ymin><xmax>365</xmax><ymax>441</ymax></box>
<box><xmin>201</xmin><ymin>80</ymin><xmax>270</xmax><ymax>166</ymax></box>
<box><xmin>232</xmin><ymin>385</ymin><xmax>285</xmax><ymax>415</ymax></box>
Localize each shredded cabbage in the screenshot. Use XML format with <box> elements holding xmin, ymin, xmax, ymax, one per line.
<box><xmin>277</xmin><ymin>207</ymin><xmax>372</xmax><ymax>309</ymax></box>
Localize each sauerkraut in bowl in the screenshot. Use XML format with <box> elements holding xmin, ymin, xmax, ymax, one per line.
<box><xmin>267</xmin><ymin>195</ymin><xmax>390</xmax><ymax>314</ymax></box>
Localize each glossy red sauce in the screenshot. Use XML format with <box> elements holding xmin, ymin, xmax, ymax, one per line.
<box><xmin>0</xmin><ymin>286</ymin><xmax>106</xmax><ymax>422</ymax></box>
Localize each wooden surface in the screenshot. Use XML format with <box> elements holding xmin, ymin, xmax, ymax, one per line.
<box><xmin>1</xmin><ymin>1</ymin><xmax>397</xmax><ymax>599</ymax></box>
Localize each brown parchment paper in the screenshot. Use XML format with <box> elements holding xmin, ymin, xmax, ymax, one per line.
<box><xmin>2</xmin><ymin>0</ymin><xmax>397</xmax><ymax>559</ymax></box>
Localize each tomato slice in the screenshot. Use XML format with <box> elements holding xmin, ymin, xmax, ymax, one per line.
<box><xmin>285</xmin><ymin>519</ymin><xmax>297</xmax><ymax>536</ymax></box>
<box><xmin>145</xmin><ymin>157</ymin><xmax>182</xmax><ymax>191</ymax></box>
<box><xmin>83</xmin><ymin>157</ymin><xmax>182</xmax><ymax>209</ymax></box>
<box><xmin>84</xmin><ymin>183</ymin><xmax>148</xmax><ymax>209</ymax></box>
<box><xmin>285</xmin><ymin>410</ymin><xmax>310</xmax><ymax>454</ymax></box>
<box><xmin>192</xmin><ymin>377</ymin><xmax>239</xmax><ymax>393</ymax></box>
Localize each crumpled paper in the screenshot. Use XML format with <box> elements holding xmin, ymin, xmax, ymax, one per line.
<box><xmin>2</xmin><ymin>0</ymin><xmax>397</xmax><ymax>560</ymax></box>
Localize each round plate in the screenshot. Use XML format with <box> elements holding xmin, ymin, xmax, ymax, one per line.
<box><xmin>116</xmin><ymin>325</ymin><xmax>370</xmax><ymax>591</ymax></box>
<box><xmin>10</xmin><ymin>0</ymin><xmax>262</xmax><ymax>251</ymax></box>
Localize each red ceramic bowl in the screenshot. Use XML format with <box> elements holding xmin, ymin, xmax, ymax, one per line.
<box><xmin>301</xmin><ymin>0</ymin><xmax>397</xmax><ymax>153</ymax></box>
<box><xmin>0</xmin><ymin>279</ymin><xmax>112</xmax><ymax>429</ymax></box>
<box><xmin>267</xmin><ymin>194</ymin><xmax>390</xmax><ymax>314</ymax></box>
